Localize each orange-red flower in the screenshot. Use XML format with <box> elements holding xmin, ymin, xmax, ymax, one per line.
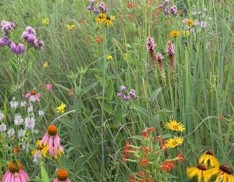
<box><xmin>161</xmin><ymin>160</ymin><xmax>176</xmax><ymax>173</ymax></box>
<box><xmin>140</xmin><ymin>157</ymin><xmax>149</xmax><ymax>166</ymax></box>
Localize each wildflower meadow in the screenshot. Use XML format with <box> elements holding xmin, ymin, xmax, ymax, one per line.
<box><xmin>0</xmin><ymin>0</ymin><xmax>234</xmax><ymax>181</ymax></box>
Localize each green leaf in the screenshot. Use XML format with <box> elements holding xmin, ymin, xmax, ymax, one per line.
<box><xmin>40</xmin><ymin>161</ymin><xmax>50</xmax><ymax>182</ymax></box>
<box><xmin>150</xmin><ymin>87</ymin><xmax>162</xmax><ymax>102</ymax></box>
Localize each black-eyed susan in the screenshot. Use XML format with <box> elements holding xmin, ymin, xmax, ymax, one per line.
<box><xmin>198</xmin><ymin>150</ymin><xmax>220</xmax><ymax>168</ymax></box>
<box><xmin>187</xmin><ymin>163</ymin><xmax>209</xmax><ymax>182</ymax></box>
<box><xmin>169</xmin><ymin>30</ymin><xmax>181</xmax><ymax>38</ymax></box>
<box><xmin>206</xmin><ymin>164</ymin><xmax>234</xmax><ymax>182</ymax></box>
<box><xmin>165</xmin><ymin>137</ymin><xmax>183</xmax><ymax>148</ymax></box>
<box><xmin>166</xmin><ymin>120</ymin><xmax>185</xmax><ymax>132</ymax></box>
<box><xmin>105</xmin><ymin>15</ymin><xmax>115</xmax><ymax>27</ymax></box>
<box><xmin>31</xmin><ymin>139</ymin><xmax>49</xmax><ymax>157</ymax></box>
<box><xmin>96</xmin><ymin>13</ymin><xmax>106</xmax><ymax>25</ymax></box>
<box><xmin>186</xmin><ymin>19</ymin><xmax>194</xmax><ymax>26</ymax></box>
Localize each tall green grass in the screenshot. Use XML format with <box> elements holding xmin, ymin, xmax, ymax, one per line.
<box><xmin>0</xmin><ymin>0</ymin><xmax>233</xmax><ymax>181</ymax></box>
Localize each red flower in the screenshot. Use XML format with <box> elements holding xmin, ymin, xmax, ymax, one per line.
<box><xmin>161</xmin><ymin>160</ymin><xmax>176</xmax><ymax>173</ymax></box>
<box><xmin>95</xmin><ymin>36</ymin><xmax>103</xmax><ymax>44</ymax></box>
<box><xmin>177</xmin><ymin>153</ymin><xmax>184</xmax><ymax>164</ymax></box>
<box><xmin>129</xmin><ymin>174</ymin><xmax>135</xmax><ymax>182</ymax></box>
<box><xmin>140</xmin><ymin>157</ymin><xmax>149</xmax><ymax>166</ymax></box>
<box><xmin>148</xmin><ymin>127</ymin><xmax>155</xmax><ymax>133</ymax></box>
<box><xmin>142</xmin><ymin>129</ymin><xmax>149</xmax><ymax>138</ymax></box>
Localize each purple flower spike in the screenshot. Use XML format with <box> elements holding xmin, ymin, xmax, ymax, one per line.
<box><xmin>98</xmin><ymin>2</ymin><xmax>106</xmax><ymax>12</ymax></box>
<box><xmin>170</xmin><ymin>5</ymin><xmax>177</xmax><ymax>16</ymax></box>
<box><xmin>33</xmin><ymin>39</ymin><xmax>44</xmax><ymax>51</ymax></box>
<box><xmin>10</xmin><ymin>42</ymin><xmax>25</xmax><ymax>54</ymax></box>
<box><xmin>129</xmin><ymin>89</ymin><xmax>137</xmax><ymax>99</ymax></box>
<box><xmin>164</xmin><ymin>0</ymin><xmax>170</xmax><ymax>5</ymax></box>
<box><xmin>1</xmin><ymin>20</ymin><xmax>16</xmax><ymax>35</ymax></box>
<box><xmin>147</xmin><ymin>36</ymin><xmax>155</xmax><ymax>52</ymax></box>
<box><xmin>93</xmin><ymin>8</ymin><xmax>100</xmax><ymax>15</ymax></box>
<box><xmin>87</xmin><ymin>5</ymin><xmax>94</xmax><ymax>11</ymax></box>
<box><xmin>120</xmin><ymin>85</ymin><xmax>127</xmax><ymax>92</ymax></box>
<box><xmin>164</xmin><ymin>8</ymin><xmax>170</xmax><ymax>15</ymax></box>
<box><xmin>26</xmin><ymin>26</ymin><xmax>36</xmax><ymax>35</ymax></box>
<box><xmin>0</xmin><ymin>36</ymin><xmax>12</xmax><ymax>47</ymax></box>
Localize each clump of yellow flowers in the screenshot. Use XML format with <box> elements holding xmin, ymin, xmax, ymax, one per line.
<box><xmin>186</xmin><ymin>150</ymin><xmax>234</xmax><ymax>182</ymax></box>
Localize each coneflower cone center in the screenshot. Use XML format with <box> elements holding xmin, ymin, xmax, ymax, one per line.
<box><xmin>8</xmin><ymin>161</ymin><xmax>22</xmax><ymax>173</ymax></box>
<box><xmin>197</xmin><ymin>164</ymin><xmax>206</xmax><ymax>171</ymax></box>
<box><xmin>30</xmin><ymin>90</ymin><xmax>37</xmax><ymax>95</ymax></box>
<box><xmin>47</xmin><ymin>125</ymin><xmax>57</xmax><ymax>136</ymax></box>
<box><xmin>56</xmin><ymin>169</ymin><xmax>68</xmax><ymax>180</ymax></box>
<box><xmin>220</xmin><ymin>164</ymin><xmax>232</xmax><ymax>174</ymax></box>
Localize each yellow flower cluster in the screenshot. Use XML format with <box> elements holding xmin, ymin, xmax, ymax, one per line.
<box><xmin>187</xmin><ymin>150</ymin><xmax>234</xmax><ymax>182</ymax></box>
<box><xmin>95</xmin><ymin>13</ymin><xmax>115</xmax><ymax>27</ymax></box>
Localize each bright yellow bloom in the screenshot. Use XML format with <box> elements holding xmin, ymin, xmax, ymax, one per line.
<box><xmin>105</xmin><ymin>15</ymin><xmax>115</xmax><ymax>27</ymax></box>
<box><xmin>166</xmin><ymin>120</ymin><xmax>185</xmax><ymax>132</ymax></box>
<box><xmin>43</xmin><ymin>62</ymin><xmax>49</xmax><ymax>68</ymax></box>
<box><xmin>106</xmin><ymin>55</ymin><xmax>113</xmax><ymax>60</ymax></box>
<box><xmin>206</xmin><ymin>164</ymin><xmax>234</xmax><ymax>182</ymax></box>
<box><xmin>187</xmin><ymin>164</ymin><xmax>209</xmax><ymax>182</ymax></box>
<box><xmin>42</xmin><ymin>18</ymin><xmax>49</xmax><ymax>25</ymax></box>
<box><xmin>66</xmin><ymin>24</ymin><xmax>76</xmax><ymax>31</ymax></box>
<box><xmin>169</xmin><ymin>30</ymin><xmax>181</xmax><ymax>38</ymax></box>
<box><xmin>56</xmin><ymin>103</ymin><xmax>66</xmax><ymax>113</ymax></box>
<box><xmin>198</xmin><ymin>150</ymin><xmax>220</xmax><ymax>168</ymax></box>
<box><xmin>186</xmin><ymin>19</ymin><xmax>194</xmax><ymax>26</ymax></box>
<box><xmin>31</xmin><ymin>139</ymin><xmax>49</xmax><ymax>157</ymax></box>
<box><xmin>96</xmin><ymin>13</ymin><xmax>106</xmax><ymax>25</ymax></box>
<box><xmin>183</xmin><ymin>30</ymin><xmax>190</xmax><ymax>36</ymax></box>
<box><xmin>166</xmin><ymin>137</ymin><xmax>183</xmax><ymax>148</ymax></box>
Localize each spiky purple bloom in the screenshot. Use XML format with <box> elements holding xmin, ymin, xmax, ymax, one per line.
<box><xmin>22</xmin><ymin>31</ymin><xmax>36</xmax><ymax>43</ymax></box>
<box><xmin>170</xmin><ymin>5</ymin><xmax>177</xmax><ymax>16</ymax></box>
<box><xmin>164</xmin><ymin>0</ymin><xmax>170</xmax><ymax>5</ymax></box>
<box><xmin>166</xmin><ymin>41</ymin><xmax>175</xmax><ymax>57</ymax></box>
<box><xmin>25</xmin><ymin>26</ymin><xmax>36</xmax><ymax>35</ymax></box>
<box><xmin>159</xmin><ymin>4</ymin><xmax>166</xmax><ymax>10</ymax></box>
<box><xmin>1</xmin><ymin>20</ymin><xmax>16</xmax><ymax>35</ymax></box>
<box><xmin>147</xmin><ymin>36</ymin><xmax>155</xmax><ymax>52</ymax></box>
<box><xmin>129</xmin><ymin>89</ymin><xmax>137</xmax><ymax>100</ymax></box>
<box><xmin>164</xmin><ymin>8</ymin><xmax>170</xmax><ymax>15</ymax></box>
<box><xmin>0</xmin><ymin>36</ymin><xmax>12</xmax><ymax>47</ymax></box>
<box><xmin>98</xmin><ymin>2</ymin><xmax>106</xmax><ymax>12</ymax></box>
<box><xmin>33</xmin><ymin>39</ymin><xmax>44</xmax><ymax>51</ymax></box>
<box><xmin>10</xmin><ymin>42</ymin><xmax>25</xmax><ymax>54</ymax></box>
<box><xmin>87</xmin><ymin>5</ymin><xmax>94</xmax><ymax>11</ymax></box>
<box><xmin>93</xmin><ymin>8</ymin><xmax>100</xmax><ymax>15</ymax></box>
<box><xmin>156</xmin><ymin>53</ymin><xmax>164</xmax><ymax>69</ymax></box>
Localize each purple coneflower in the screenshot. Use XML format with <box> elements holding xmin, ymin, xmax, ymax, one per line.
<box><xmin>41</xmin><ymin>125</ymin><xmax>64</xmax><ymax>157</ymax></box>
<box><xmin>25</xmin><ymin>90</ymin><xmax>40</xmax><ymax>102</ymax></box>
<box><xmin>53</xmin><ymin>169</ymin><xmax>71</xmax><ymax>182</ymax></box>
<box><xmin>2</xmin><ymin>161</ymin><xmax>30</xmax><ymax>182</ymax></box>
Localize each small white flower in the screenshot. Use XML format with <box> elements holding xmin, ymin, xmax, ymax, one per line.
<box><xmin>27</xmin><ymin>105</ymin><xmax>33</xmax><ymax>113</ymax></box>
<box><xmin>0</xmin><ymin>124</ymin><xmax>7</xmax><ymax>132</ymax></box>
<box><xmin>14</xmin><ymin>114</ymin><xmax>24</xmax><ymax>125</ymax></box>
<box><xmin>200</xmin><ymin>21</ymin><xmax>207</xmax><ymax>28</ymax></box>
<box><xmin>18</xmin><ymin>129</ymin><xmax>25</xmax><ymax>137</ymax></box>
<box><xmin>0</xmin><ymin>112</ymin><xmax>4</xmax><ymax>122</ymax></box>
<box><xmin>25</xmin><ymin>117</ymin><xmax>35</xmax><ymax>129</ymax></box>
<box><xmin>10</xmin><ymin>100</ymin><xmax>19</xmax><ymax>109</ymax></box>
<box><xmin>195</xmin><ymin>20</ymin><xmax>200</xmax><ymax>26</ymax></box>
<box><xmin>7</xmin><ymin>128</ymin><xmax>15</xmax><ymax>137</ymax></box>
<box><xmin>20</xmin><ymin>101</ymin><xmax>27</xmax><ymax>107</ymax></box>
<box><xmin>38</xmin><ymin>110</ymin><xmax>44</xmax><ymax>116</ymax></box>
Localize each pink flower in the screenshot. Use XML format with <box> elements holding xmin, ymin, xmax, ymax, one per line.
<box><xmin>45</xmin><ymin>83</ymin><xmax>53</xmax><ymax>91</ymax></box>
<box><xmin>25</xmin><ymin>90</ymin><xmax>40</xmax><ymax>102</ymax></box>
<box><xmin>53</xmin><ymin>168</ymin><xmax>71</xmax><ymax>182</ymax></box>
<box><xmin>2</xmin><ymin>161</ymin><xmax>29</xmax><ymax>182</ymax></box>
<box><xmin>41</xmin><ymin>125</ymin><xmax>63</xmax><ymax>157</ymax></box>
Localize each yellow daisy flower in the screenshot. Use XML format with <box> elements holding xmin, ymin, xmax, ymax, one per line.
<box><xmin>206</xmin><ymin>164</ymin><xmax>234</xmax><ymax>182</ymax></box>
<box><xmin>66</xmin><ymin>24</ymin><xmax>76</xmax><ymax>31</ymax></box>
<box><xmin>165</xmin><ymin>137</ymin><xmax>183</xmax><ymax>148</ymax></box>
<box><xmin>183</xmin><ymin>30</ymin><xmax>190</xmax><ymax>36</ymax></box>
<box><xmin>43</xmin><ymin>62</ymin><xmax>49</xmax><ymax>68</ymax></box>
<box><xmin>56</xmin><ymin>103</ymin><xmax>66</xmax><ymax>113</ymax></box>
<box><xmin>166</xmin><ymin>120</ymin><xmax>185</xmax><ymax>132</ymax></box>
<box><xmin>169</xmin><ymin>30</ymin><xmax>181</xmax><ymax>38</ymax></box>
<box><xmin>96</xmin><ymin>13</ymin><xmax>106</xmax><ymax>25</ymax></box>
<box><xmin>42</xmin><ymin>18</ymin><xmax>49</xmax><ymax>25</ymax></box>
<box><xmin>105</xmin><ymin>15</ymin><xmax>115</xmax><ymax>27</ymax></box>
<box><xmin>186</xmin><ymin>19</ymin><xmax>194</xmax><ymax>26</ymax></box>
<box><xmin>198</xmin><ymin>150</ymin><xmax>220</xmax><ymax>168</ymax></box>
<box><xmin>187</xmin><ymin>163</ymin><xmax>209</xmax><ymax>182</ymax></box>
<box><xmin>106</xmin><ymin>55</ymin><xmax>113</xmax><ymax>60</ymax></box>
<box><xmin>31</xmin><ymin>139</ymin><xmax>49</xmax><ymax>157</ymax></box>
